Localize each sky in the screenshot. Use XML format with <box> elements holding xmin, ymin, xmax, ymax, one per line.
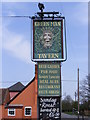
<box><xmin>0</xmin><ymin>1</ymin><xmax>89</xmax><ymax>100</ymax></box>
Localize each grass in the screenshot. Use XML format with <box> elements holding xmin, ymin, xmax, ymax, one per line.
<box><xmin>64</xmin><ymin>111</ymin><xmax>90</xmax><ymax>116</ymax></box>
<box><xmin>64</xmin><ymin>112</ymin><xmax>73</xmax><ymax>115</ymax></box>
<box><xmin>64</xmin><ymin>111</ymin><xmax>78</xmax><ymax>115</ymax></box>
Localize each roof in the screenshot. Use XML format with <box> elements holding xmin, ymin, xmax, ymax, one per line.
<box><xmin>6</xmin><ymin>77</ymin><xmax>35</xmax><ymax>107</ymax></box>
<box><xmin>7</xmin><ymin>104</ymin><xmax>23</xmax><ymax>108</ymax></box>
<box><xmin>9</xmin><ymin>82</ymin><xmax>25</xmax><ymax>92</ymax></box>
<box><xmin>0</xmin><ymin>88</ymin><xmax>9</xmax><ymax>105</ymax></box>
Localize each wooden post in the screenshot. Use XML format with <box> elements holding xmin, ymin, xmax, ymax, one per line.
<box><xmin>78</xmin><ymin>68</ymin><xmax>79</xmax><ymax>119</ymax></box>
<box><xmin>75</xmin><ymin>92</ymin><xmax>76</xmax><ymax>102</ymax></box>
<box><xmin>60</xmin><ymin>62</ymin><xmax>61</xmax><ymax>120</ymax></box>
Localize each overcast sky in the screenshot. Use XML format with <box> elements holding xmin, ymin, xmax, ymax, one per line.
<box><xmin>0</xmin><ymin>1</ymin><xmax>89</xmax><ymax>100</ymax></box>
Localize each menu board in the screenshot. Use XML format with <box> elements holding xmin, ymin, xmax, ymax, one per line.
<box><xmin>38</xmin><ymin>62</ymin><xmax>60</xmax><ymax>96</ymax></box>
<box><xmin>39</xmin><ymin>97</ymin><xmax>60</xmax><ymax>119</ymax></box>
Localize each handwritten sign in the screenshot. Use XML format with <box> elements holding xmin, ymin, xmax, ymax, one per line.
<box><xmin>39</xmin><ymin>97</ymin><xmax>60</xmax><ymax>119</ymax></box>
<box><xmin>38</xmin><ymin>62</ymin><xmax>60</xmax><ymax>96</ymax></box>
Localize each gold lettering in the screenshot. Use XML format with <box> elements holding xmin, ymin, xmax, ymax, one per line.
<box><xmin>48</xmin><ymin>54</ymin><xmax>51</xmax><ymax>58</ymax></box>
<box><xmin>55</xmin><ymin>53</ymin><xmax>59</xmax><ymax>58</ymax></box>
<box><xmin>48</xmin><ymin>64</ymin><xmax>60</xmax><ymax>69</ymax></box>
<box><xmin>39</xmin><ymin>75</ymin><xmax>48</xmax><ymax>79</ymax></box>
<box><xmin>54</xmin><ymin>22</ymin><xmax>57</xmax><ymax>26</ymax></box>
<box><xmin>51</xmin><ymin>54</ymin><xmax>55</xmax><ymax>58</ymax></box>
<box><xmin>49</xmin><ymin>75</ymin><xmax>60</xmax><ymax>79</ymax></box>
<box><xmin>38</xmin><ymin>54</ymin><xmax>47</xmax><ymax>59</ymax></box>
<box><xmin>58</xmin><ymin>22</ymin><xmax>61</xmax><ymax>26</ymax></box>
<box><xmin>49</xmin><ymin>80</ymin><xmax>59</xmax><ymax>84</ymax></box>
<box><xmin>35</xmin><ymin>21</ymin><xmax>61</xmax><ymax>27</ymax></box>
<box><xmin>38</xmin><ymin>53</ymin><xmax>59</xmax><ymax>59</ymax></box>
<box><xmin>51</xmin><ymin>22</ymin><xmax>53</xmax><ymax>26</ymax></box>
<box><xmin>39</xmin><ymin>90</ymin><xmax>48</xmax><ymax>94</ymax></box>
<box><xmin>35</xmin><ymin>22</ymin><xmax>50</xmax><ymax>26</ymax></box>
<box><xmin>39</xmin><ymin>85</ymin><xmax>60</xmax><ymax>89</ymax></box>
<box><xmin>41</xmin><ymin>54</ymin><xmax>47</xmax><ymax>58</ymax></box>
<box><xmin>38</xmin><ymin>54</ymin><xmax>41</xmax><ymax>59</ymax></box>
<box><xmin>55</xmin><ymin>80</ymin><xmax>59</xmax><ymax>84</ymax></box>
<box><xmin>39</xmin><ymin>64</ymin><xmax>46</xmax><ymax>68</ymax></box>
<box><xmin>49</xmin><ymin>70</ymin><xmax>58</xmax><ymax>74</ymax></box>
<box><xmin>46</xmin><ymin>22</ymin><xmax>49</xmax><ymax>26</ymax></box>
<box><xmin>41</xmin><ymin>70</ymin><xmax>48</xmax><ymax>74</ymax></box>
<box><xmin>40</xmin><ymin>80</ymin><xmax>48</xmax><ymax>84</ymax></box>
<box><xmin>35</xmin><ymin>22</ymin><xmax>39</xmax><ymax>26</ymax></box>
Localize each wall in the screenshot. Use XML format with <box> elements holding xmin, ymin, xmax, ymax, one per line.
<box><xmin>0</xmin><ymin>89</ymin><xmax>10</xmax><ymax>120</ymax></box>
<box><xmin>9</xmin><ymin>92</ymin><xmax>19</xmax><ymax>100</ymax></box>
<box><xmin>4</xmin><ymin>78</ymin><xmax>37</xmax><ymax>119</ymax></box>
<box><xmin>0</xmin><ymin>105</ymin><xmax>2</xmax><ymax>120</ymax></box>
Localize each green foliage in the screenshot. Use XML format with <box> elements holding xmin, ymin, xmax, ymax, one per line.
<box><xmin>62</xmin><ymin>95</ymin><xmax>78</xmax><ymax>113</ymax></box>
<box><xmin>62</xmin><ymin>95</ymin><xmax>73</xmax><ymax>112</ymax></box>
<box><xmin>79</xmin><ymin>74</ymin><xmax>90</xmax><ymax>104</ymax></box>
<box><xmin>72</xmin><ymin>101</ymin><xmax>78</xmax><ymax>110</ymax></box>
<box><xmin>80</xmin><ymin>101</ymin><xmax>90</xmax><ymax>111</ymax></box>
<box><xmin>78</xmin><ymin>74</ymin><xmax>90</xmax><ymax>112</ymax></box>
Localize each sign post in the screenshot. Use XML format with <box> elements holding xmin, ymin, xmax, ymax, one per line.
<box><xmin>31</xmin><ymin>3</ymin><xmax>67</xmax><ymax>120</ymax></box>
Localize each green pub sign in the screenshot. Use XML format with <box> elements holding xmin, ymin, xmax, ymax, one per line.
<box><xmin>38</xmin><ymin>62</ymin><xmax>60</xmax><ymax>96</ymax></box>
<box><xmin>33</xmin><ymin>20</ymin><xmax>63</xmax><ymax>61</ymax></box>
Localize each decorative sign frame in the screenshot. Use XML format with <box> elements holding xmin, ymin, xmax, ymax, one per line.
<box><xmin>32</xmin><ymin>19</ymin><xmax>64</xmax><ymax>61</ymax></box>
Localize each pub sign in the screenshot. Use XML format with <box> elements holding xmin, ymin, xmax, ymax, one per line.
<box><xmin>38</xmin><ymin>62</ymin><xmax>60</xmax><ymax>96</ymax></box>
<box><xmin>32</xmin><ymin>20</ymin><xmax>63</xmax><ymax>61</ymax></box>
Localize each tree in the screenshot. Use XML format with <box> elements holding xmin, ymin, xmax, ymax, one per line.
<box><xmin>79</xmin><ymin>74</ymin><xmax>90</xmax><ymax>111</ymax></box>
<box><xmin>72</xmin><ymin>101</ymin><xmax>78</xmax><ymax>110</ymax></box>
<box><xmin>62</xmin><ymin>95</ymin><xmax>73</xmax><ymax>112</ymax></box>
<box><xmin>64</xmin><ymin>95</ymin><xmax>73</xmax><ymax>103</ymax></box>
<box><xmin>79</xmin><ymin>74</ymin><xmax>90</xmax><ymax>104</ymax></box>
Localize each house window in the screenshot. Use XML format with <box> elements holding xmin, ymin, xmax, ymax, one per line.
<box><xmin>25</xmin><ymin>107</ymin><xmax>32</xmax><ymax>116</ymax></box>
<box><xmin>8</xmin><ymin>109</ymin><xmax>15</xmax><ymax>116</ymax></box>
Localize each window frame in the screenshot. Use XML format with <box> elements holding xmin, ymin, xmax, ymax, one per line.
<box><xmin>8</xmin><ymin>108</ymin><xmax>15</xmax><ymax>116</ymax></box>
<box><xmin>24</xmin><ymin>106</ymin><xmax>32</xmax><ymax>116</ymax></box>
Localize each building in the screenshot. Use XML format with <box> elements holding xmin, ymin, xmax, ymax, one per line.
<box><xmin>0</xmin><ymin>65</ymin><xmax>38</xmax><ymax>120</ymax></box>
<box><xmin>0</xmin><ymin>89</ymin><xmax>10</xmax><ymax>120</ymax></box>
<box><xmin>9</xmin><ymin>82</ymin><xmax>24</xmax><ymax>100</ymax></box>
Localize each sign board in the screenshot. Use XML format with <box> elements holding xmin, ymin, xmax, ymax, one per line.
<box><xmin>38</xmin><ymin>62</ymin><xmax>60</xmax><ymax>96</ymax></box>
<box><xmin>39</xmin><ymin>96</ymin><xmax>60</xmax><ymax>119</ymax></box>
<box><xmin>32</xmin><ymin>20</ymin><xmax>63</xmax><ymax>61</ymax></box>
